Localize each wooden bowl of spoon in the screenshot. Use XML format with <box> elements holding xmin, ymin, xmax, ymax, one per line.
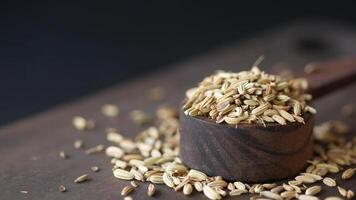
<box><xmin>179</xmin><ymin>58</ymin><xmax>356</xmax><ymax>182</ymax></box>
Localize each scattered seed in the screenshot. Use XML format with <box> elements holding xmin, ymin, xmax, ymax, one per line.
<box><xmin>298</xmin><ymin>194</ymin><xmax>320</xmax><ymax>200</ymax></box>
<box><xmin>149</xmin><ymin>174</ymin><xmax>164</xmax><ymax>184</ymax></box>
<box><xmin>337</xmin><ymin>186</ymin><xmax>347</xmax><ymax>197</ymax></box>
<box><xmin>188</xmin><ymin>169</ymin><xmax>208</xmax><ymax>181</ymax></box>
<box><xmin>305</xmin><ymin>186</ymin><xmax>321</xmax><ymax>196</ymax></box>
<box><xmin>113</xmin><ymin>169</ymin><xmax>134</xmax><ymax>180</ymax></box>
<box><xmin>59</xmin><ymin>151</ymin><xmax>68</xmax><ymax>159</ymax></box>
<box><xmin>91</xmin><ymin>166</ymin><xmax>100</xmax><ymax>172</ymax></box>
<box><xmin>203</xmin><ymin>185</ymin><xmax>221</xmax><ymax>200</ymax></box>
<box><xmin>323</xmin><ymin>177</ymin><xmax>337</xmax><ymax>187</ymax></box>
<box><xmin>85</xmin><ymin>144</ymin><xmax>104</xmax><ymax>155</ymax></box>
<box><xmin>74</xmin><ymin>139</ymin><xmax>83</xmax><ymax>149</ymax></box>
<box><xmin>194</xmin><ymin>181</ymin><xmax>203</xmax><ymax>192</ymax></box>
<box><xmin>101</xmin><ymin>104</ymin><xmax>119</xmax><ymax>117</ymax></box>
<box><xmin>163</xmin><ymin>172</ymin><xmax>175</xmax><ymax>188</ymax></box>
<box><xmin>72</xmin><ymin>116</ymin><xmax>95</xmax><ymax>130</ymax></box>
<box><xmin>130</xmin><ymin>181</ymin><xmax>138</xmax><ymax>188</ymax></box>
<box><xmin>105</xmin><ymin>146</ymin><xmax>124</xmax><ymax>158</ymax></box>
<box><xmin>229</xmin><ymin>189</ymin><xmax>247</xmax><ymax>196</ymax></box>
<box><xmin>121</xmin><ymin>185</ymin><xmax>134</xmax><ymax>196</ymax></box>
<box><xmin>183</xmin><ymin>183</ymin><xmax>193</xmax><ymax>195</ymax></box>
<box><xmin>346</xmin><ymin>190</ymin><xmax>354</xmax><ymax>199</ymax></box>
<box><xmin>260</xmin><ymin>191</ymin><xmax>282</xmax><ymax>200</ymax></box>
<box><xmin>58</xmin><ymin>185</ymin><xmax>66</xmax><ymax>192</ymax></box>
<box><xmin>341</xmin><ymin>168</ymin><xmax>354</xmax><ymax>180</ymax></box>
<box><xmin>74</xmin><ymin>174</ymin><xmax>90</xmax><ymax>183</ymax></box>
<box><xmin>280</xmin><ymin>191</ymin><xmax>296</xmax><ymax>199</ymax></box>
<box><xmin>130</xmin><ymin>110</ymin><xmax>150</xmax><ymax>125</ymax></box>
<box><xmin>147</xmin><ymin>183</ymin><xmax>156</xmax><ymax>197</ymax></box>
<box><xmin>295</xmin><ymin>175</ymin><xmax>316</xmax><ymax>183</ymax></box>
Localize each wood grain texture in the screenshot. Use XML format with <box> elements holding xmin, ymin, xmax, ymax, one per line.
<box><xmin>1</xmin><ymin>21</ymin><xmax>356</xmax><ymax>200</ymax></box>
<box><xmin>180</xmin><ymin>112</ymin><xmax>314</xmax><ymax>182</ymax></box>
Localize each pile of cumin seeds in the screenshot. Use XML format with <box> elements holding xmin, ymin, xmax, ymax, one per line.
<box><xmin>103</xmin><ymin>105</ymin><xmax>355</xmax><ymax>200</ymax></box>
<box><xmin>183</xmin><ymin>65</ymin><xmax>315</xmax><ymax>125</ymax></box>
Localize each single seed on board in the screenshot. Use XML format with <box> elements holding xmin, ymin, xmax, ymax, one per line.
<box><xmin>305</xmin><ymin>186</ymin><xmax>321</xmax><ymax>196</ymax></box>
<box><xmin>58</xmin><ymin>185</ymin><xmax>67</xmax><ymax>192</ymax></box>
<box><xmin>130</xmin><ymin>110</ymin><xmax>150</xmax><ymax>125</ymax></box>
<box><xmin>72</xmin><ymin>116</ymin><xmax>95</xmax><ymax>130</ymax></box>
<box><xmin>162</xmin><ymin>172</ymin><xmax>175</xmax><ymax>188</ymax></box>
<box><xmin>74</xmin><ymin>174</ymin><xmax>89</xmax><ymax>183</ymax></box>
<box><xmin>20</xmin><ymin>191</ymin><xmax>29</xmax><ymax>194</ymax></box>
<box><xmin>280</xmin><ymin>191</ymin><xmax>296</xmax><ymax>199</ymax></box>
<box><xmin>149</xmin><ymin>174</ymin><xmax>164</xmax><ymax>184</ymax></box>
<box><xmin>323</xmin><ymin>177</ymin><xmax>337</xmax><ymax>187</ymax></box>
<box><xmin>130</xmin><ymin>181</ymin><xmax>138</xmax><ymax>188</ymax></box>
<box><xmin>298</xmin><ymin>195</ymin><xmax>320</xmax><ymax>200</ymax></box>
<box><xmin>346</xmin><ymin>190</ymin><xmax>354</xmax><ymax>199</ymax></box>
<box><xmin>207</xmin><ymin>180</ymin><xmax>228</xmax><ymax>188</ymax></box>
<box><xmin>188</xmin><ymin>169</ymin><xmax>208</xmax><ymax>181</ymax></box>
<box><xmin>105</xmin><ymin>146</ymin><xmax>124</xmax><ymax>158</ymax></box>
<box><xmin>121</xmin><ymin>185</ymin><xmax>134</xmax><ymax>196</ymax></box>
<box><xmin>229</xmin><ymin>189</ymin><xmax>247</xmax><ymax>196</ymax></box>
<box><xmin>203</xmin><ymin>185</ymin><xmax>221</xmax><ymax>200</ymax></box>
<box><xmin>183</xmin><ymin>183</ymin><xmax>193</xmax><ymax>195</ymax></box>
<box><xmin>341</xmin><ymin>168</ymin><xmax>355</xmax><ymax>180</ymax></box>
<box><xmin>288</xmin><ymin>180</ymin><xmax>302</xmax><ymax>186</ymax></box>
<box><xmin>101</xmin><ymin>104</ymin><xmax>119</xmax><ymax>117</ymax></box>
<box><xmin>106</xmin><ymin>130</ymin><xmax>124</xmax><ymax>143</ymax></box>
<box><xmin>194</xmin><ymin>182</ymin><xmax>203</xmax><ymax>192</ymax></box>
<box><xmin>91</xmin><ymin>166</ymin><xmax>100</xmax><ymax>172</ymax></box>
<box><xmin>300</xmin><ymin>173</ymin><xmax>322</xmax><ymax>181</ymax></box>
<box><xmin>295</xmin><ymin>175</ymin><xmax>316</xmax><ymax>183</ymax></box>
<box><xmin>113</xmin><ymin>169</ymin><xmax>134</xmax><ymax>180</ymax></box>
<box><xmin>74</xmin><ymin>139</ymin><xmax>83</xmax><ymax>149</ymax></box>
<box><xmin>124</xmin><ymin>196</ymin><xmax>133</xmax><ymax>200</ymax></box>
<box><xmin>85</xmin><ymin>144</ymin><xmax>105</xmax><ymax>155</ymax></box>
<box><xmin>59</xmin><ymin>151</ymin><xmax>68</xmax><ymax>159</ymax></box>
<box><xmin>262</xmin><ymin>183</ymin><xmax>277</xmax><ymax>189</ymax></box>
<box><xmin>337</xmin><ymin>186</ymin><xmax>347</xmax><ymax>197</ymax></box>
<box><xmin>259</xmin><ymin>191</ymin><xmax>282</xmax><ymax>200</ymax></box>
<box><xmin>147</xmin><ymin>183</ymin><xmax>156</xmax><ymax>197</ymax></box>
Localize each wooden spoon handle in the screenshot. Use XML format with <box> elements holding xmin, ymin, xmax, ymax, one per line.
<box><xmin>304</xmin><ymin>57</ymin><xmax>356</xmax><ymax>99</ymax></box>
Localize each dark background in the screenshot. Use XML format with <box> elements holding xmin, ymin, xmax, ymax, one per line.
<box><xmin>1</xmin><ymin>1</ymin><xmax>356</xmax><ymax>126</ymax></box>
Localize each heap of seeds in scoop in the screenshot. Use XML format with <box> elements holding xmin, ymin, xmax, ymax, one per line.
<box><xmin>101</xmin><ymin>105</ymin><xmax>355</xmax><ymax>200</ymax></box>
<box><xmin>183</xmin><ymin>67</ymin><xmax>316</xmax><ymax>125</ymax></box>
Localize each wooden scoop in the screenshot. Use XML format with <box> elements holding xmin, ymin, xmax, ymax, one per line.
<box><xmin>179</xmin><ymin>57</ymin><xmax>356</xmax><ymax>182</ymax></box>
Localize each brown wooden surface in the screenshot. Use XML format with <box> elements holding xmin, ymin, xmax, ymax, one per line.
<box><xmin>1</xmin><ymin>22</ymin><xmax>356</xmax><ymax>200</ymax></box>
<box><xmin>180</xmin><ymin>112</ymin><xmax>314</xmax><ymax>183</ymax></box>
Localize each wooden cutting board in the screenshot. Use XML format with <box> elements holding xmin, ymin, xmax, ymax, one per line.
<box><xmin>1</xmin><ymin>21</ymin><xmax>356</xmax><ymax>200</ymax></box>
